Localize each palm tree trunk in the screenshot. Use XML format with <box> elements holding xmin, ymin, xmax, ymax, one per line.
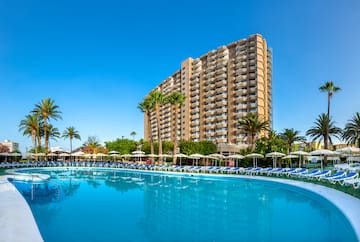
<box><xmin>251</xmin><ymin>133</ymin><xmax>256</xmax><ymax>151</ymax></box>
<box><xmin>324</xmin><ymin>132</ymin><xmax>329</xmax><ymax>167</ymax></box>
<box><xmin>44</xmin><ymin>119</ymin><xmax>48</xmax><ymax>153</ymax></box>
<box><xmin>155</xmin><ymin>105</ymin><xmax>162</xmax><ymax>163</ymax></box>
<box><xmin>70</xmin><ymin>138</ymin><xmax>73</xmax><ymax>162</ymax></box>
<box><xmin>172</xmin><ymin>105</ymin><xmax>178</xmax><ymax>165</ymax></box>
<box><xmin>36</xmin><ymin>135</ymin><xmax>41</xmax><ymax>154</ymax></box>
<box><xmin>327</xmin><ymin>94</ymin><xmax>331</xmax><ymax>118</ymax></box>
<box><xmin>147</xmin><ymin>112</ymin><xmax>155</xmax><ymax>163</ymax></box>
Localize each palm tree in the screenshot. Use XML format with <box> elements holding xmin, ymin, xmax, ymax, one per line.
<box><xmin>32</xmin><ymin>98</ymin><xmax>62</xmax><ymax>152</ymax></box>
<box><xmin>149</xmin><ymin>91</ymin><xmax>167</xmax><ymax>163</ymax></box>
<box><xmin>238</xmin><ymin>113</ymin><xmax>269</xmax><ymax>151</ymax></box>
<box><xmin>342</xmin><ymin>112</ymin><xmax>360</xmax><ymax>148</ymax></box>
<box><xmin>45</xmin><ymin>124</ymin><xmax>60</xmax><ymax>147</ymax></box>
<box><xmin>82</xmin><ymin>136</ymin><xmax>102</xmax><ymax>154</ymax></box>
<box><xmin>306</xmin><ymin>113</ymin><xmax>342</xmax><ymax>150</ymax></box>
<box><xmin>130</xmin><ymin>131</ymin><xmax>137</xmax><ymax>141</ymax></box>
<box><xmin>167</xmin><ymin>92</ymin><xmax>186</xmax><ymax>164</ymax></box>
<box><xmin>62</xmin><ymin>127</ymin><xmax>81</xmax><ymax>155</ymax></box>
<box><xmin>138</xmin><ymin>97</ymin><xmax>155</xmax><ymax>162</ymax></box>
<box><xmin>19</xmin><ymin>114</ymin><xmax>41</xmax><ymax>153</ymax></box>
<box><xmin>319</xmin><ymin>81</ymin><xmax>341</xmax><ymax>118</ymax></box>
<box><xmin>280</xmin><ymin>128</ymin><xmax>306</xmax><ymax>154</ymax></box>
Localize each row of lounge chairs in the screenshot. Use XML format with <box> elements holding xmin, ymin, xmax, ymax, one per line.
<box><xmin>1</xmin><ymin>161</ymin><xmax>359</xmax><ymax>188</ymax></box>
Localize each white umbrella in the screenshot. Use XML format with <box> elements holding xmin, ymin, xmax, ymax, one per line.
<box><xmin>208</xmin><ymin>153</ymin><xmax>225</xmax><ymax>166</ymax></box>
<box><xmin>132</xmin><ymin>150</ymin><xmax>145</xmax><ymax>155</ymax></box>
<box><xmin>265</xmin><ymin>152</ymin><xmax>285</xmax><ymax>168</ymax></box>
<box><xmin>226</xmin><ymin>154</ymin><xmax>245</xmax><ymax>167</ymax></box>
<box><xmin>309</xmin><ymin>149</ymin><xmax>338</xmax><ymax>170</ymax></box>
<box><xmin>47</xmin><ymin>152</ymin><xmax>58</xmax><ymax>156</ymax></box>
<box><xmin>108</xmin><ymin>150</ymin><xmax>120</xmax><ymax>155</ymax></box>
<box><xmin>189</xmin><ymin>154</ymin><xmax>204</xmax><ymax>166</ymax></box>
<box><xmin>58</xmin><ymin>153</ymin><xmax>69</xmax><ymax>157</ymax></box>
<box><xmin>290</xmin><ymin>151</ymin><xmax>310</xmax><ymax>167</ymax></box>
<box><xmin>72</xmin><ymin>151</ymin><xmax>85</xmax><ymax>156</ymax></box>
<box><xmin>282</xmin><ymin>154</ymin><xmax>298</xmax><ymax>168</ymax></box>
<box><xmin>96</xmin><ymin>153</ymin><xmax>107</xmax><ymax>161</ymax></box>
<box><xmin>246</xmin><ymin>153</ymin><xmax>264</xmax><ymax>168</ymax></box>
<box><xmin>175</xmin><ymin>153</ymin><xmax>187</xmax><ymax>166</ymax></box>
<box><xmin>9</xmin><ymin>152</ymin><xmax>22</xmax><ymax>157</ymax></box>
<box><xmin>336</xmin><ymin>147</ymin><xmax>360</xmax><ymax>164</ymax></box>
<box><xmin>336</xmin><ymin>147</ymin><xmax>360</xmax><ymax>154</ymax></box>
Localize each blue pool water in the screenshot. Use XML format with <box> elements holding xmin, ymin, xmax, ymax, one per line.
<box><xmin>11</xmin><ymin>168</ymin><xmax>357</xmax><ymax>242</ymax></box>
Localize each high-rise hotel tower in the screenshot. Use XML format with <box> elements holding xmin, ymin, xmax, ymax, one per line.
<box><xmin>144</xmin><ymin>34</ymin><xmax>272</xmax><ymax>152</ymax></box>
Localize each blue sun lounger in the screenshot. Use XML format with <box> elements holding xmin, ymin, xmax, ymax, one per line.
<box><xmin>328</xmin><ymin>172</ymin><xmax>359</xmax><ymax>184</ymax></box>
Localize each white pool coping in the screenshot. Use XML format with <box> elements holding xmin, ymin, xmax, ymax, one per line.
<box><xmin>0</xmin><ymin>175</ymin><xmax>43</xmax><ymax>242</ymax></box>
<box><xmin>1</xmin><ymin>167</ymin><xmax>360</xmax><ymax>241</ymax></box>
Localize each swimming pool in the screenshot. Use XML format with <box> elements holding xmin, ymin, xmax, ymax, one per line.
<box><xmin>10</xmin><ymin>168</ymin><xmax>358</xmax><ymax>242</ymax></box>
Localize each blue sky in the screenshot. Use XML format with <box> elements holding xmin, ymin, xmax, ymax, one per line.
<box><xmin>1</xmin><ymin>0</ymin><xmax>359</xmax><ymax>152</ymax></box>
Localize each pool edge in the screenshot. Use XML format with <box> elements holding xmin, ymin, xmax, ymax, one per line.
<box><xmin>0</xmin><ymin>175</ymin><xmax>44</xmax><ymax>242</ymax></box>
<box><xmin>4</xmin><ymin>167</ymin><xmax>360</xmax><ymax>241</ymax></box>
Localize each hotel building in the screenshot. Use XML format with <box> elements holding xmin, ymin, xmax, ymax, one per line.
<box><xmin>144</xmin><ymin>34</ymin><xmax>272</xmax><ymax>152</ymax></box>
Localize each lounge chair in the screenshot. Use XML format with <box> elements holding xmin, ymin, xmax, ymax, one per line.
<box><xmin>289</xmin><ymin>168</ymin><xmax>307</xmax><ymax>177</ymax></box>
<box><xmin>248</xmin><ymin>167</ymin><xmax>262</xmax><ymax>175</ymax></box>
<box><xmin>328</xmin><ymin>172</ymin><xmax>359</xmax><ymax>184</ymax></box>
<box><xmin>310</xmin><ymin>170</ymin><xmax>331</xmax><ymax>180</ymax></box>
<box><xmin>299</xmin><ymin>169</ymin><xmax>321</xmax><ymax>178</ymax></box>
<box><xmin>267</xmin><ymin>168</ymin><xmax>283</xmax><ymax>176</ymax></box>
<box><xmin>343</xmin><ymin>178</ymin><xmax>360</xmax><ymax>189</ymax></box>
<box><xmin>322</xmin><ymin>170</ymin><xmax>346</xmax><ymax>181</ymax></box>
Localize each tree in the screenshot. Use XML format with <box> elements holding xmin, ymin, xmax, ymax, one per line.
<box><xmin>179</xmin><ymin>140</ymin><xmax>217</xmax><ymax>155</ymax></box>
<box><xmin>62</xmin><ymin>127</ymin><xmax>81</xmax><ymax>155</ymax></box>
<box><xmin>82</xmin><ymin>136</ymin><xmax>102</xmax><ymax>154</ymax></box>
<box><xmin>138</xmin><ymin>97</ymin><xmax>155</xmax><ymax>158</ymax></box>
<box><xmin>306</xmin><ymin>113</ymin><xmax>342</xmax><ymax>150</ymax></box>
<box><xmin>319</xmin><ymin>81</ymin><xmax>341</xmax><ymax>118</ymax></box>
<box><xmin>238</xmin><ymin>113</ymin><xmax>269</xmax><ymax>151</ymax></box>
<box><xmin>45</xmin><ymin>124</ymin><xmax>60</xmax><ymax>147</ymax></box>
<box><xmin>280</xmin><ymin>128</ymin><xmax>306</xmax><ymax>154</ymax></box>
<box><xmin>19</xmin><ymin>114</ymin><xmax>41</xmax><ymax>153</ymax></box>
<box><xmin>148</xmin><ymin>91</ymin><xmax>167</xmax><ymax>163</ymax></box>
<box><xmin>130</xmin><ymin>131</ymin><xmax>137</xmax><ymax>141</ymax></box>
<box><xmin>167</xmin><ymin>92</ymin><xmax>186</xmax><ymax>164</ymax></box>
<box><xmin>342</xmin><ymin>112</ymin><xmax>360</xmax><ymax>148</ymax></box>
<box><xmin>105</xmin><ymin>138</ymin><xmax>137</xmax><ymax>155</ymax></box>
<box><xmin>32</xmin><ymin>98</ymin><xmax>62</xmax><ymax>152</ymax></box>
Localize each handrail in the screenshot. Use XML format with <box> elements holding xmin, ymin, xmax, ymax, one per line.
<box><xmin>9</xmin><ymin>175</ymin><xmax>61</xmax><ymax>201</ymax></box>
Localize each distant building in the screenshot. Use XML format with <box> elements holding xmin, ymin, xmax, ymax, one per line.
<box><xmin>144</xmin><ymin>34</ymin><xmax>272</xmax><ymax>152</ymax></box>
<box><xmin>1</xmin><ymin>140</ymin><xmax>19</xmax><ymax>152</ymax></box>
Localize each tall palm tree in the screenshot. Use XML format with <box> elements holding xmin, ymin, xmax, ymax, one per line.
<box><xmin>62</xmin><ymin>127</ymin><xmax>81</xmax><ymax>155</ymax></box>
<box><xmin>306</xmin><ymin>113</ymin><xmax>342</xmax><ymax>150</ymax></box>
<box><xmin>238</xmin><ymin>113</ymin><xmax>269</xmax><ymax>151</ymax></box>
<box><xmin>32</xmin><ymin>98</ymin><xmax>62</xmax><ymax>152</ymax></box>
<box><xmin>19</xmin><ymin>114</ymin><xmax>41</xmax><ymax>153</ymax></box>
<box><xmin>138</xmin><ymin>97</ymin><xmax>155</xmax><ymax>161</ymax></box>
<box><xmin>319</xmin><ymin>81</ymin><xmax>341</xmax><ymax>118</ymax></box>
<box><xmin>130</xmin><ymin>131</ymin><xmax>137</xmax><ymax>141</ymax></box>
<box><xmin>167</xmin><ymin>92</ymin><xmax>186</xmax><ymax>164</ymax></box>
<box><xmin>280</xmin><ymin>128</ymin><xmax>306</xmax><ymax>154</ymax></box>
<box><xmin>149</xmin><ymin>91</ymin><xmax>167</xmax><ymax>163</ymax></box>
<box><xmin>342</xmin><ymin>112</ymin><xmax>360</xmax><ymax>148</ymax></box>
<box><xmin>45</xmin><ymin>124</ymin><xmax>60</xmax><ymax>147</ymax></box>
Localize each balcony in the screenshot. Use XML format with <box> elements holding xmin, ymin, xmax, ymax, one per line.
<box><xmin>215</xmin><ymin>86</ymin><xmax>227</xmax><ymax>95</ymax></box>
<box><xmin>215</xmin><ymin>79</ymin><xmax>227</xmax><ymax>88</ymax></box>
<box><xmin>215</xmin><ymin>93</ymin><xmax>227</xmax><ymax>100</ymax></box>
<box><xmin>215</xmin><ymin>73</ymin><xmax>227</xmax><ymax>81</ymax></box>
